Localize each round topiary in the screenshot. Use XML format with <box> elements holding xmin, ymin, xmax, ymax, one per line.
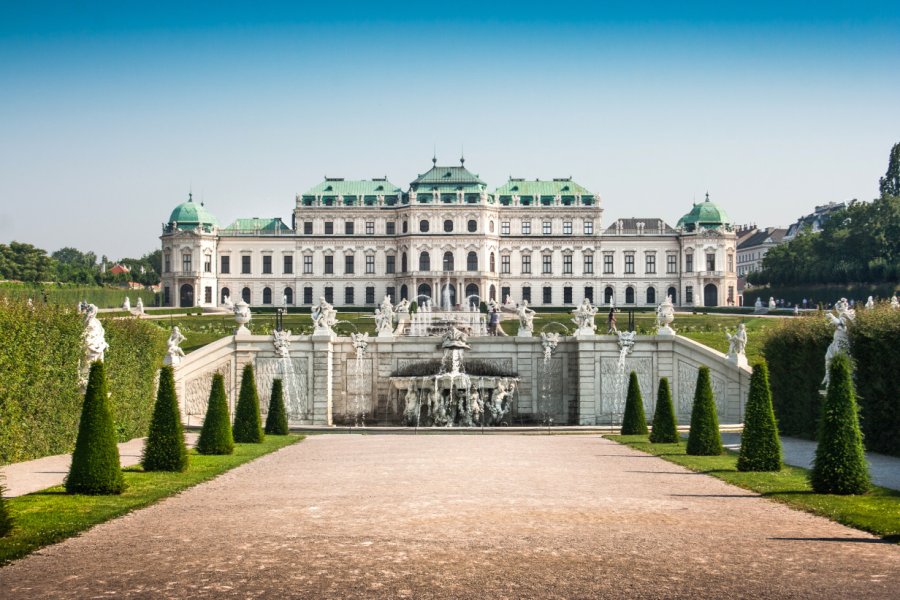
<box><xmin>620</xmin><ymin>371</ymin><xmax>648</xmax><ymax>435</ymax></box>
<box><xmin>66</xmin><ymin>361</ymin><xmax>126</xmax><ymax>495</ymax></box>
<box><xmin>233</xmin><ymin>363</ymin><xmax>264</xmax><ymax>443</ymax></box>
<box><xmin>649</xmin><ymin>377</ymin><xmax>679</xmax><ymax>443</ymax></box>
<box><xmin>142</xmin><ymin>366</ymin><xmax>189</xmax><ymax>472</ymax></box>
<box><xmin>737</xmin><ymin>362</ymin><xmax>783</xmax><ymax>472</ymax></box>
<box><xmin>196</xmin><ymin>373</ymin><xmax>234</xmax><ymax>455</ymax></box>
<box><xmin>264</xmin><ymin>378</ymin><xmax>289</xmax><ymax>435</ymax></box>
<box><xmin>0</xmin><ymin>482</ymin><xmax>13</xmax><ymax>537</ymax></box>
<box><xmin>810</xmin><ymin>353</ymin><xmax>870</xmax><ymax>494</ymax></box>
<box><xmin>686</xmin><ymin>366</ymin><xmax>723</xmax><ymax>456</ymax></box>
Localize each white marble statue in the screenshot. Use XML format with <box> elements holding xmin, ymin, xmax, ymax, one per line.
<box><xmin>893</xmin><ymin>295</ymin><xmax>899</xmax><ymax>310</ymax></box>
<box><xmin>516</xmin><ymin>300</ymin><xmax>535</xmax><ymax>336</ymax></box>
<box><xmin>572</xmin><ymin>298</ymin><xmax>598</xmax><ymax>335</ymax></box>
<box><xmin>376</xmin><ymin>295</ymin><xmax>395</xmax><ymax>337</ymax></box>
<box><xmin>350</xmin><ymin>332</ymin><xmax>369</xmax><ymax>358</ymax></box>
<box><xmin>311</xmin><ymin>296</ymin><xmax>338</xmax><ymax>335</ymax></box>
<box><xmin>122</xmin><ymin>296</ymin><xmax>131</xmax><ymax>311</ymax></box>
<box><xmin>726</xmin><ymin>323</ymin><xmax>748</xmax><ymax>367</ymax></box>
<box><xmin>273</xmin><ymin>329</ymin><xmax>292</xmax><ymax>358</ymax></box>
<box><xmin>282</xmin><ymin>292</ymin><xmax>288</xmax><ymax>307</ymax></box>
<box><xmin>656</xmin><ymin>295</ymin><xmax>676</xmax><ymax>335</ymax></box>
<box><xmin>135</xmin><ymin>297</ymin><xmax>144</xmax><ymax>315</ymax></box>
<box><xmin>541</xmin><ymin>332</ymin><xmax>561</xmax><ymax>361</ymax></box>
<box><xmin>822</xmin><ymin>299</ymin><xmax>855</xmax><ymax>387</ymax></box>
<box><xmin>233</xmin><ymin>299</ymin><xmax>252</xmax><ymax>334</ymax></box>
<box><xmin>395</xmin><ymin>298</ymin><xmax>410</xmax><ymax>315</ymax></box>
<box><xmin>403</xmin><ymin>385</ymin><xmax>419</xmax><ymax>424</ymax></box>
<box><xmin>164</xmin><ymin>326</ymin><xmax>187</xmax><ymax>366</ymax></box>
<box><xmin>80</xmin><ymin>302</ymin><xmax>109</xmax><ymax>364</ymax></box>
<box><xmin>865</xmin><ymin>296</ymin><xmax>875</xmax><ymax>310</ymax></box>
<box><xmin>222</xmin><ymin>294</ymin><xmax>234</xmax><ymax>310</ymax></box>
<box><xmin>488</xmin><ymin>298</ymin><xmax>501</xmax><ymax>313</ymax></box>
<box><xmin>768</xmin><ymin>296</ymin><xmax>776</xmax><ymax>310</ymax></box>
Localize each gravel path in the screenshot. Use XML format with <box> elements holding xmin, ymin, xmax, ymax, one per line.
<box><xmin>1</xmin><ymin>435</ymin><xmax>897</xmax><ymax>599</ymax></box>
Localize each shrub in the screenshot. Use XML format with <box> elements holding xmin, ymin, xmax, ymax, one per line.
<box><xmin>649</xmin><ymin>377</ymin><xmax>678</xmax><ymax>443</ymax></box>
<box><xmin>196</xmin><ymin>373</ymin><xmax>234</xmax><ymax>455</ymax></box>
<box><xmin>409</xmin><ymin>301</ymin><xmax>418</xmax><ymax>315</ymax></box>
<box><xmin>233</xmin><ymin>364</ymin><xmax>264</xmax><ymax>443</ymax></box>
<box><xmin>0</xmin><ymin>483</ymin><xmax>12</xmax><ymax>537</ymax></box>
<box><xmin>620</xmin><ymin>371</ymin><xmax>648</xmax><ymax>435</ymax></box>
<box><xmin>65</xmin><ymin>361</ymin><xmax>125</xmax><ymax>495</ymax></box>
<box><xmin>810</xmin><ymin>353</ymin><xmax>870</xmax><ymax>494</ymax></box>
<box><xmin>264</xmin><ymin>378</ymin><xmax>289</xmax><ymax>435</ymax></box>
<box><xmin>141</xmin><ymin>366</ymin><xmax>188</xmax><ymax>472</ymax></box>
<box><xmin>737</xmin><ymin>362</ymin><xmax>783</xmax><ymax>472</ymax></box>
<box><xmin>686</xmin><ymin>366</ymin><xmax>723</xmax><ymax>456</ymax></box>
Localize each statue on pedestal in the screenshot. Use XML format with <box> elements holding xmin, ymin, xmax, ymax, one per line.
<box><xmin>135</xmin><ymin>297</ymin><xmax>144</xmax><ymax>315</ymax></box>
<box><xmin>726</xmin><ymin>323</ymin><xmax>748</xmax><ymax>367</ymax></box>
<box><xmin>222</xmin><ymin>294</ymin><xmax>234</xmax><ymax>310</ymax></box>
<box><xmin>865</xmin><ymin>296</ymin><xmax>875</xmax><ymax>310</ymax></box>
<box><xmin>164</xmin><ymin>326</ymin><xmax>187</xmax><ymax>366</ymax></box>
<box><xmin>122</xmin><ymin>296</ymin><xmax>131</xmax><ymax>311</ymax></box>
<box><xmin>516</xmin><ymin>300</ymin><xmax>535</xmax><ymax>337</ymax></box>
<box><xmin>893</xmin><ymin>295</ymin><xmax>899</xmax><ymax>310</ymax></box>
<box><xmin>655</xmin><ymin>295</ymin><xmax>676</xmax><ymax>335</ymax></box>
<box><xmin>311</xmin><ymin>297</ymin><xmax>337</xmax><ymax>335</ymax></box>
<box><xmin>233</xmin><ymin>300</ymin><xmax>252</xmax><ymax>335</ymax></box>
<box><xmin>822</xmin><ymin>298</ymin><xmax>855</xmax><ymax>387</ymax></box>
<box><xmin>768</xmin><ymin>297</ymin><xmax>776</xmax><ymax>310</ymax></box>
<box><xmin>376</xmin><ymin>295</ymin><xmax>395</xmax><ymax>337</ymax></box>
<box><xmin>572</xmin><ymin>298</ymin><xmax>598</xmax><ymax>335</ymax></box>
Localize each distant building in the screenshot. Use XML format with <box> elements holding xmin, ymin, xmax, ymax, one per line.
<box><xmin>108</xmin><ymin>263</ymin><xmax>131</xmax><ymax>275</ymax></box>
<box><xmin>784</xmin><ymin>201</ymin><xmax>847</xmax><ymax>242</ymax></box>
<box><xmin>736</xmin><ymin>226</ymin><xmax>786</xmax><ymax>277</ymax></box>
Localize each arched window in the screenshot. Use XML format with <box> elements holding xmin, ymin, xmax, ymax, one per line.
<box><xmin>182</xmin><ymin>251</ymin><xmax>192</xmax><ymax>272</ymax></box>
<box><xmin>604</xmin><ymin>286</ymin><xmax>614</xmax><ymax>304</ymax></box>
<box><xmin>667</xmin><ymin>286</ymin><xmax>677</xmax><ymax>305</ymax></box>
<box><xmin>242</xmin><ymin>287</ymin><xmax>251</xmax><ymax>303</ymax></box>
<box><xmin>467</xmin><ymin>251</ymin><xmax>478</xmax><ymax>271</ymax></box>
<box><xmin>443</xmin><ymin>251</ymin><xmax>454</xmax><ymax>271</ymax></box>
<box><xmin>284</xmin><ymin>287</ymin><xmax>293</xmax><ymax>305</ymax></box>
<box><xmin>402</xmin><ymin>220</ymin><xmax>408</xmax><ymax>233</ymax></box>
<box><xmin>400</xmin><ymin>284</ymin><xmax>408</xmax><ymax>301</ymax></box>
<box><xmin>489</xmin><ymin>252</ymin><xmax>496</xmax><ymax>273</ymax></box>
<box><xmin>489</xmin><ymin>220</ymin><xmax>495</xmax><ymax>233</ymax></box>
<box><xmin>444</xmin><ymin>219</ymin><xmax>454</xmax><ymax>232</ymax></box>
<box><xmin>467</xmin><ymin>219</ymin><xmax>477</xmax><ymax>232</ymax></box>
<box><xmin>625</xmin><ymin>286</ymin><xmax>635</xmax><ymax>304</ymax></box>
<box><xmin>263</xmin><ymin>287</ymin><xmax>272</xmax><ymax>304</ymax></box>
<box><xmin>401</xmin><ymin>252</ymin><xmax>408</xmax><ymax>272</ymax></box>
<box><xmin>417</xmin><ymin>283</ymin><xmax>432</xmax><ymax>302</ymax></box>
<box><xmin>465</xmin><ymin>283</ymin><xmax>479</xmax><ymax>303</ymax></box>
<box><xmin>489</xmin><ymin>284</ymin><xmax>496</xmax><ymax>301</ymax></box>
<box><xmin>419</xmin><ymin>251</ymin><xmax>431</xmax><ymax>271</ymax></box>
<box><xmin>220</xmin><ymin>287</ymin><xmax>230</xmax><ymax>304</ymax></box>
<box><xmin>420</xmin><ymin>219</ymin><xmax>430</xmax><ymax>233</ymax></box>
<box><xmin>646</xmin><ymin>287</ymin><xmax>656</xmax><ymax>305</ymax></box>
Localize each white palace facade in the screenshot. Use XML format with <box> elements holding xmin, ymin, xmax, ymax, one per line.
<box><xmin>160</xmin><ymin>159</ymin><xmax>738</xmax><ymax>311</ymax></box>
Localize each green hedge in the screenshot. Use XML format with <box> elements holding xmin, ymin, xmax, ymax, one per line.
<box><xmin>0</xmin><ymin>301</ymin><xmax>167</xmax><ymax>465</ymax></box>
<box><xmin>746</xmin><ymin>284</ymin><xmax>898</xmax><ymax>308</ymax></box>
<box><xmin>0</xmin><ymin>283</ymin><xmax>158</xmax><ymax>309</ymax></box>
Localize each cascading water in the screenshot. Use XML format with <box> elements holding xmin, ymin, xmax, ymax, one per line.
<box><xmin>272</xmin><ymin>329</ymin><xmax>307</xmax><ymax>421</ymax></box>
<box><xmin>613</xmin><ymin>330</ymin><xmax>637</xmax><ymax>419</ymax></box>
<box><xmin>539</xmin><ymin>331</ymin><xmax>561</xmax><ymax>426</ymax></box>
<box><xmin>350</xmin><ymin>333</ymin><xmax>369</xmax><ymax>427</ymax></box>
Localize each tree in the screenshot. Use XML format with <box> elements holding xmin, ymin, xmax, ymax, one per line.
<box><xmin>0</xmin><ymin>483</ymin><xmax>12</xmax><ymax>537</ymax></box>
<box><xmin>142</xmin><ymin>366</ymin><xmax>189</xmax><ymax>472</ymax></box>
<box><xmin>264</xmin><ymin>378</ymin><xmax>289</xmax><ymax>435</ymax></box>
<box><xmin>233</xmin><ymin>364</ymin><xmax>264</xmax><ymax>443</ymax></box>
<box><xmin>686</xmin><ymin>366</ymin><xmax>723</xmax><ymax>456</ymax></box>
<box><xmin>66</xmin><ymin>361</ymin><xmax>126</xmax><ymax>494</ymax></box>
<box><xmin>196</xmin><ymin>373</ymin><xmax>234</xmax><ymax>455</ymax></box>
<box><xmin>649</xmin><ymin>377</ymin><xmax>679</xmax><ymax>443</ymax></box>
<box><xmin>737</xmin><ymin>362</ymin><xmax>782</xmax><ymax>472</ymax></box>
<box><xmin>880</xmin><ymin>142</ymin><xmax>900</xmax><ymax>198</ymax></box>
<box><xmin>620</xmin><ymin>371</ymin><xmax>648</xmax><ymax>435</ymax></box>
<box><xmin>0</xmin><ymin>242</ymin><xmax>57</xmax><ymax>283</ymax></box>
<box><xmin>810</xmin><ymin>353</ymin><xmax>870</xmax><ymax>494</ymax></box>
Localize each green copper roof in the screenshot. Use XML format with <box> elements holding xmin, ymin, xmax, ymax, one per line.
<box><xmin>494</xmin><ymin>177</ymin><xmax>592</xmax><ymax>196</ymax></box>
<box><xmin>168</xmin><ymin>194</ymin><xmax>219</xmax><ymax>229</ymax></box>
<box><xmin>676</xmin><ymin>194</ymin><xmax>732</xmax><ymax>231</ymax></box>
<box><xmin>301</xmin><ymin>178</ymin><xmax>402</xmax><ymax>197</ymax></box>
<box><xmin>410</xmin><ymin>162</ymin><xmax>486</xmax><ymax>190</ymax></box>
<box><xmin>221</xmin><ymin>218</ymin><xmax>292</xmax><ymax>233</ymax></box>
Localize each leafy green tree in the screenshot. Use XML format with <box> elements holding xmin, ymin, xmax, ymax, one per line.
<box><xmin>66</xmin><ymin>361</ymin><xmax>126</xmax><ymax>494</ymax></box>
<box><xmin>620</xmin><ymin>371</ymin><xmax>648</xmax><ymax>435</ymax></box>
<box><xmin>141</xmin><ymin>366</ymin><xmax>188</xmax><ymax>472</ymax></box>
<box><xmin>233</xmin><ymin>364</ymin><xmax>264</xmax><ymax>443</ymax></box>
<box><xmin>0</xmin><ymin>482</ymin><xmax>12</xmax><ymax>537</ymax></box>
<box><xmin>686</xmin><ymin>366</ymin><xmax>723</xmax><ymax>456</ymax></box>
<box><xmin>0</xmin><ymin>242</ymin><xmax>57</xmax><ymax>283</ymax></box>
<box><xmin>196</xmin><ymin>373</ymin><xmax>234</xmax><ymax>455</ymax></box>
<box><xmin>880</xmin><ymin>142</ymin><xmax>900</xmax><ymax>198</ymax></box>
<box><xmin>264</xmin><ymin>378</ymin><xmax>289</xmax><ymax>435</ymax></box>
<box><xmin>649</xmin><ymin>377</ymin><xmax>679</xmax><ymax>443</ymax></box>
<box><xmin>810</xmin><ymin>353</ymin><xmax>870</xmax><ymax>494</ymax></box>
<box><xmin>737</xmin><ymin>362</ymin><xmax>783</xmax><ymax>472</ymax></box>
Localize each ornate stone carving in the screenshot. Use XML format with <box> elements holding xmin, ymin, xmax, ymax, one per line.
<box><xmin>677</xmin><ymin>361</ymin><xmax>726</xmax><ymax>418</ymax></box>
<box><xmin>185</xmin><ymin>360</ymin><xmax>232</xmax><ymax>417</ymax></box>
<box><xmin>256</xmin><ymin>357</ymin><xmax>310</xmax><ymax>421</ymax></box>
<box><xmin>601</xmin><ymin>357</ymin><xmax>652</xmax><ymax>416</ymax></box>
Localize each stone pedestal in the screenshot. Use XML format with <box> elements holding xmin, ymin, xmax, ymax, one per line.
<box><xmin>727</xmin><ymin>352</ymin><xmax>748</xmax><ymax>369</ymax></box>
<box><xmin>657</xmin><ymin>325</ymin><xmax>676</xmax><ymax>336</ymax></box>
<box><xmin>574</xmin><ymin>327</ymin><xmax>596</xmax><ymax>339</ymax></box>
<box><xmin>377</xmin><ymin>329</ymin><xmax>394</xmax><ymax>339</ymax></box>
<box><xmin>163</xmin><ymin>354</ymin><xmax>182</xmax><ymax>367</ymax></box>
<box><xmin>517</xmin><ymin>328</ymin><xmax>533</xmax><ymax>338</ymax></box>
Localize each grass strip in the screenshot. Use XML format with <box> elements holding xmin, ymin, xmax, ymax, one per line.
<box><xmin>608</xmin><ymin>434</ymin><xmax>900</xmax><ymax>542</ymax></box>
<box><xmin>0</xmin><ymin>434</ymin><xmax>302</xmax><ymax>564</ymax></box>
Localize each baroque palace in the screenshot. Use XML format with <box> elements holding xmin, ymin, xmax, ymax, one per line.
<box><xmin>160</xmin><ymin>159</ymin><xmax>738</xmax><ymax>310</ymax></box>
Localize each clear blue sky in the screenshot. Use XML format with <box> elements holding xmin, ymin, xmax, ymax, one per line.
<box><xmin>1</xmin><ymin>1</ymin><xmax>898</xmax><ymax>258</ymax></box>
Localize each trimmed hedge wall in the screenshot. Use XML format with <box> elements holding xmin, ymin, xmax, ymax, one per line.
<box><xmin>0</xmin><ymin>301</ymin><xmax>167</xmax><ymax>464</ymax></box>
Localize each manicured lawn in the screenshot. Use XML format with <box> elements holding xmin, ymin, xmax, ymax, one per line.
<box><xmin>0</xmin><ymin>435</ymin><xmax>302</xmax><ymax>565</ymax></box>
<box><xmin>608</xmin><ymin>435</ymin><xmax>900</xmax><ymax>541</ymax></box>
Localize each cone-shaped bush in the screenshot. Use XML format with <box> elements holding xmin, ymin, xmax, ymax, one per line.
<box><xmin>686</xmin><ymin>366</ymin><xmax>723</xmax><ymax>456</ymax></box>
<box><xmin>196</xmin><ymin>373</ymin><xmax>234</xmax><ymax>455</ymax></box>
<box><xmin>142</xmin><ymin>366</ymin><xmax>189</xmax><ymax>472</ymax></box>
<box><xmin>0</xmin><ymin>483</ymin><xmax>12</xmax><ymax>537</ymax></box>
<box><xmin>649</xmin><ymin>377</ymin><xmax>679</xmax><ymax>443</ymax></box>
<box><xmin>737</xmin><ymin>362</ymin><xmax>783</xmax><ymax>472</ymax></box>
<box><xmin>810</xmin><ymin>353</ymin><xmax>870</xmax><ymax>494</ymax></box>
<box><xmin>620</xmin><ymin>371</ymin><xmax>648</xmax><ymax>435</ymax></box>
<box><xmin>233</xmin><ymin>363</ymin><xmax>264</xmax><ymax>443</ymax></box>
<box><xmin>66</xmin><ymin>361</ymin><xmax>125</xmax><ymax>494</ymax></box>
<box><xmin>265</xmin><ymin>378</ymin><xmax>289</xmax><ymax>435</ymax></box>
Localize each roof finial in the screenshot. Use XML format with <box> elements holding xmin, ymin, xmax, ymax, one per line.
<box><xmin>460</xmin><ymin>144</ymin><xmax>465</xmax><ymax>165</ymax></box>
<box><xmin>432</xmin><ymin>145</ymin><xmax>437</xmax><ymax>166</ymax></box>
<box><xmin>705</xmin><ymin>191</ymin><xmax>710</xmax><ymax>202</ymax></box>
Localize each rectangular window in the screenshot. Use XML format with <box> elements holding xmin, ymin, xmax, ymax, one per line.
<box><xmin>345</xmin><ymin>255</ymin><xmax>355</xmax><ymax>274</ymax></box>
<box><xmin>220</xmin><ymin>256</ymin><xmax>230</xmax><ymax>274</ymax></box>
<box><xmin>727</xmin><ymin>255</ymin><xmax>734</xmax><ymax>273</ymax></box>
<box><xmin>522</xmin><ymin>255</ymin><xmax>531</xmax><ymax>274</ymax></box>
<box><xmin>584</xmin><ymin>220</ymin><xmax>594</xmax><ymax>235</ymax></box>
<box><xmin>345</xmin><ymin>221</ymin><xmax>354</xmax><ymax>235</ymax></box>
<box><xmin>366</xmin><ymin>221</ymin><xmax>374</xmax><ymax>235</ymax></box>
<box><xmin>645</xmin><ymin>254</ymin><xmax>656</xmax><ymax>274</ymax></box>
<box><xmin>706</xmin><ymin>253</ymin><xmax>716</xmax><ymax>272</ymax></box>
<box><xmin>604</xmin><ymin>254</ymin><xmax>614</xmax><ymax>274</ymax></box>
<box><xmin>365</xmin><ymin>286</ymin><xmax>375</xmax><ymax>304</ymax></box>
<box><xmin>386</xmin><ymin>287</ymin><xmax>395</xmax><ymax>303</ymax></box>
<box><xmin>164</xmin><ymin>254</ymin><xmax>171</xmax><ymax>273</ymax></box>
<box><xmin>625</xmin><ymin>254</ymin><xmax>635</xmax><ymax>274</ymax></box>
<box><xmin>205</xmin><ymin>286</ymin><xmax>212</xmax><ymax>304</ymax></box>
<box><xmin>386</xmin><ymin>222</ymin><xmax>396</xmax><ymax>235</ymax></box>
<box><xmin>204</xmin><ymin>257</ymin><xmax>212</xmax><ymax>273</ymax></box>
<box><xmin>345</xmin><ymin>287</ymin><xmax>354</xmax><ymax>304</ymax></box>
<box><xmin>667</xmin><ymin>255</ymin><xmax>677</xmax><ymax>274</ymax></box>
<box><xmin>324</xmin><ymin>286</ymin><xmax>333</xmax><ymax>304</ymax></box>
<box><xmin>728</xmin><ymin>286</ymin><xmax>735</xmax><ymax>303</ymax></box>
<box><xmin>283</xmin><ymin>255</ymin><xmax>293</xmax><ymax>274</ymax></box>
<box><xmin>303</xmin><ymin>255</ymin><xmax>313</xmax><ymax>274</ymax></box>
<box><xmin>501</xmin><ymin>255</ymin><xmax>510</xmax><ymax>274</ymax></box>
<box><xmin>522</xmin><ymin>221</ymin><xmax>531</xmax><ymax>235</ymax></box>
<box><xmin>522</xmin><ymin>286</ymin><xmax>531</xmax><ymax>302</ymax></box>
<box><xmin>163</xmin><ymin>286</ymin><xmax>170</xmax><ymax>305</ymax></box>
<box><xmin>563</xmin><ymin>286</ymin><xmax>573</xmax><ymax>304</ymax></box>
<box><xmin>584</xmin><ymin>254</ymin><xmax>594</xmax><ymax>274</ymax></box>
<box><xmin>365</xmin><ymin>255</ymin><xmax>375</xmax><ymax>274</ymax></box>
<box><xmin>686</xmin><ymin>285</ymin><xmax>693</xmax><ymax>304</ymax></box>
<box><xmin>563</xmin><ymin>221</ymin><xmax>572</xmax><ymax>235</ymax></box>
<box><xmin>584</xmin><ymin>286</ymin><xmax>593</xmax><ymax>302</ymax></box>
<box><xmin>542</xmin><ymin>255</ymin><xmax>552</xmax><ymax>274</ymax></box>
<box><xmin>501</xmin><ymin>286</ymin><xmax>510</xmax><ymax>303</ymax></box>
<box><xmin>542</xmin><ymin>221</ymin><xmax>551</xmax><ymax>235</ymax></box>
<box><xmin>686</xmin><ymin>254</ymin><xmax>693</xmax><ymax>273</ymax></box>
<box><xmin>563</xmin><ymin>255</ymin><xmax>572</xmax><ymax>274</ymax></box>
<box><xmin>182</xmin><ymin>253</ymin><xmax>192</xmax><ymax>272</ymax></box>
<box><xmin>324</xmin><ymin>221</ymin><xmax>334</xmax><ymax>235</ymax></box>
<box><xmin>262</xmin><ymin>255</ymin><xmax>272</xmax><ymax>274</ymax></box>
<box><xmin>386</xmin><ymin>255</ymin><xmax>396</xmax><ymax>274</ymax></box>
<box><xmin>303</xmin><ymin>221</ymin><xmax>313</xmax><ymax>235</ymax></box>
<box><xmin>241</xmin><ymin>255</ymin><xmax>251</xmax><ymax>274</ymax></box>
<box><xmin>324</xmin><ymin>255</ymin><xmax>334</xmax><ymax>274</ymax></box>
<box><xmin>303</xmin><ymin>286</ymin><xmax>313</xmax><ymax>304</ymax></box>
<box><xmin>543</xmin><ymin>286</ymin><xmax>552</xmax><ymax>304</ymax></box>
<box><xmin>501</xmin><ymin>221</ymin><xmax>510</xmax><ymax>235</ymax></box>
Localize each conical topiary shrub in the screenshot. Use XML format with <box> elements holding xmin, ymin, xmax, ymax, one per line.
<box><xmin>264</xmin><ymin>378</ymin><xmax>289</xmax><ymax>435</ymax></box>
<box><xmin>649</xmin><ymin>377</ymin><xmax>679</xmax><ymax>443</ymax></box>
<box><xmin>0</xmin><ymin>483</ymin><xmax>12</xmax><ymax>537</ymax></box>
<box><xmin>233</xmin><ymin>363</ymin><xmax>264</xmax><ymax>443</ymax></box>
<box><xmin>810</xmin><ymin>353</ymin><xmax>869</xmax><ymax>494</ymax></box>
<box><xmin>686</xmin><ymin>366</ymin><xmax>723</xmax><ymax>456</ymax></box>
<box><xmin>196</xmin><ymin>373</ymin><xmax>234</xmax><ymax>455</ymax></box>
<box><xmin>620</xmin><ymin>371</ymin><xmax>648</xmax><ymax>435</ymax></box>
<box><xmin>737</xmin><ymin>362</ymin><xmax>782</xmax><ymax>472</ymax></box>
<box><xmin>66</xmin><ymin>361</ymin><xmax>126</xmax><ymax>495</ymax></box>
<box><xmin>142</xmin><ymin>366</ymin><xmax>189</xmax><ymax>472</ymax></box>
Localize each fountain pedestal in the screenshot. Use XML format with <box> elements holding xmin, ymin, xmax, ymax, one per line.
<box><xmin>657</xmin><ymin>325</ymin><xmax>676</xmax><ymax>336</ymax></box>
<box><xmin>727</xmin><ymin>352</ymin><xmax>748</xmax><ymax>368</ymax></box>
<box><xmin>517</xmin><ymin>328</ymin><xmax>533</xmax><ymax>338</ymax></box>
<box><xmin>574</xmin><ymin>327</ymin><xmax>595</xmax><ymax>338</ymax></box>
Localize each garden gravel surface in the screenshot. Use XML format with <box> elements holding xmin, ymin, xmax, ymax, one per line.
<box><xmin>1</xmin><ymin>434</ymin><xmax>898</xmax><ymax>599</ymax></box>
